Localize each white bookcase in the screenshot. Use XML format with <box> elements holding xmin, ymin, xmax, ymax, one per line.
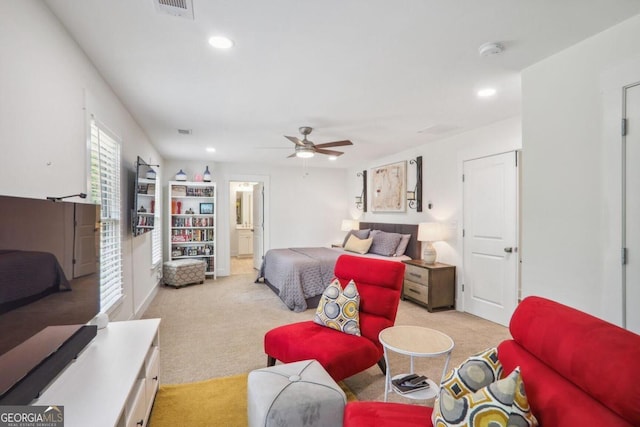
<box><xmin>168</xmin><ymin>181</ymin><xmax>216</xmax><ymax>278</ymax></box>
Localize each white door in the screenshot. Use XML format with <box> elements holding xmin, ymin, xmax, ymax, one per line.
<box><xmin>624</xmin><ymin>83</ymin><xmax>640</xmax><ymax>333</ymax></box>
<box><xmin>463</xmin><ymin>151</ymin><xmax>518</xmax><ymax>326</ymax></box>
<box><xmin>253</xmin><ymin>183</ymin><xmax>265</xmax><ymax>270</ymax></box>
<box><xmin>73</xmin><ymin>203</ymin><xmax>98</xmax><ymax>278</ymax></box>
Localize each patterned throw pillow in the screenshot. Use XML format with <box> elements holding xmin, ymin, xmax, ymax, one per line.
<box><xmin>368</xmin><ymin>230</ymin><xmax>403</xmax><ymax>256</ymax></box>
<box><xmin>313</xmin><ymin>279</ymin><xmax>361</xmax><ymax>336</ymax></box>
<box><xmin>440</xmin><ymin>347</ymin><xmax>503</xmax><ymax>398</ymax></box>
<box><xmin>432</xmin><ymin>367</ymin><xmax>538</xmax><ymax>427</ymax></box>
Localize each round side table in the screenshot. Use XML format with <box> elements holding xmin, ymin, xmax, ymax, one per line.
<box><xmin>379</xmin><ymin>325</ymin><xmax>454</xmax><ymax>401</ymax></box>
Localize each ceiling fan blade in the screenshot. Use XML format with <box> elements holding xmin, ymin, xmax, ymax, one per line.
<box><xmin>314</xmin><ymin>140</ymin><xmax>353</xmax><ymax>149</ymax></box>
<box><xmin>315</xmin><ymin>148</ymin><xmax>344</xmax><ymax>157</ymax></box>
<box><xmin>287</xmin><ymin>153</ymin><xmax>297</xmax><ymax>158</ymax></box>
<box><xmin>285</xmin><ymin>135</ymin><xmax>304</xmax><ymax>146</ymax></box>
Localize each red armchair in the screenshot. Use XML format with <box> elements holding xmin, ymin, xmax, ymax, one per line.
<box><xmin>263</xmin><ymin>254</ymin><xmax>405</xmax><ymax>381</ymax></box>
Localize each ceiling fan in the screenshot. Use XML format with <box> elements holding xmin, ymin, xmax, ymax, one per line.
<box><xmin>285</xmin><ymin>126</ymin><xmax>353</xmax><ymax>159</ymax></box>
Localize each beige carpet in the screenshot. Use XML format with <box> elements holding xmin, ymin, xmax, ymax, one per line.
<box><xmin>142</xmin><ymin>272</ymin><xmax>511</xmax><ymax>404</ymax></box>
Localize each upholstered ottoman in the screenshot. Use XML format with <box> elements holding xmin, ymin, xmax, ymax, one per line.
<box><xmin>247</xmin><ymin>359</ymin><xmax>347</xmax><ymax>427</ymax></box>
<box><xmin>163</xmin><ymin>259</ymin><xmax>206</xmax><ymax>288</ymax></box>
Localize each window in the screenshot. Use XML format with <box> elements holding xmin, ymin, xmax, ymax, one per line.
<box><xmin>89</xmin><ymin>117</ymin><xmax>123</xmax><ymax>312</ymax></box>
<box><xmin>151</xmin><ymin>168</ymin><xmax>162</xmax><ymax>266</ymax></box>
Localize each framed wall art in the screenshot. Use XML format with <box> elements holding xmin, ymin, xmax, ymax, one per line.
<box><xmin>371</xmin><ymin>161</ymin><xmax>407</xmax><ymax>212</ymax></box>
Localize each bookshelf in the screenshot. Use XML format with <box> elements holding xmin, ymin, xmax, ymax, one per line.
<box><xmin>168</xmin><ymin>181</ymin><xmax>216</xmax><ymax>278</ymax></box>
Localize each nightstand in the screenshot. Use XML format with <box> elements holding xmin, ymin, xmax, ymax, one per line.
<box><xmin>401</xmin><ymin>260</ymin><xmax>455</xmax><ymax>312</ymax></box>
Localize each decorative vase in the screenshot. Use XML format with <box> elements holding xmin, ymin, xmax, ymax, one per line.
<box><xmin>176</xmin><ymin>169</ymin><xmax>187</xmax><ymax>181</ymax></box>
<box><xmin>203</xmin><ymin>166</ymin><xmax>211</xmax><ymax>182</ymax></box>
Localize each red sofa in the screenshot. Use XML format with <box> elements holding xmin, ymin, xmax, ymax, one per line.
<box><xmin>344</xmin><ymin>296</ymin><xmax>640</xmax><ymax>426</ymax></box>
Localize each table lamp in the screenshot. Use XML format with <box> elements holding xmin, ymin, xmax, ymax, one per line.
<box><xmin>341</xmin><ymin>219</ymin><xmax>359</xmax><ymax>232</ymax></box>
<box><xmin>418</xmin><ymin>222</ymin><xmax>444</xmax><ymax>264</ymax></box>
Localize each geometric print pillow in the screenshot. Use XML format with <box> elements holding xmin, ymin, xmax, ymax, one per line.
<box><xmin>432</xmin><ymin>367</ymin><xmax>538</xmax><ymax>427</ymax></box>
<box><xmin>440</xmin><ymin>347</ymin><xmax>503</xmax><ymax>398</ymax></box>
<box><xmin>313</xmin><ymin>279</ymin><xmax>361</xmax><ymax>336</ymax></box>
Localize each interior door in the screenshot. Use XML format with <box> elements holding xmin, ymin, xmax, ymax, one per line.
<box><xmin>624</xmin><ymin>83</ymin><xmax>640</xmax><ymax>333</ymax></box>
<box><xmin>73</xmin><ymin>203</ymin><xmax>98</xmax><ymax>278</ymax></box>
<box><xmin>463</xmin><ymin>151</ymin><xmax>518</xmax><ymax>326</ymax></box>
<box><xmin>252</xmin><ymin>183</ymin><xmax>264</xmax><ymax>270</ymax></box>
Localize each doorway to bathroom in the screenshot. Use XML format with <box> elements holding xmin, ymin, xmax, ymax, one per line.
<box><xmin>229</xmin><ymin>181</ymin><xmax>260</xmax><ymax>275</ymax></box>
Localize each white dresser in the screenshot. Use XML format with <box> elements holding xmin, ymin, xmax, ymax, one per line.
<box><xmin>34</xmin><ymin>319</ymin><xmax>161</xmax><ymax>427</ymax></box>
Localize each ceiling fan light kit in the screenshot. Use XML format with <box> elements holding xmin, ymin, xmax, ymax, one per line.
<box><xmin>284</xmin><ymin>126</ymin><xmax>353</xmax><ymax>159</ymax></box>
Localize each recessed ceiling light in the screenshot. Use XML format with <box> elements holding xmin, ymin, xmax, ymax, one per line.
<box><xmin>205</xmin><ymin>147</ymin><xmax>216</xmax><ymax>153</ymax></box>
<box><xmin>208</xmin><ymin>36</ymin><xmax>234</xmax><ymax>49</ymax></box>
<box><xmin>477</xmin><ymin>88</ymin><xmax>497</xmax><ymax>98</ymax></box>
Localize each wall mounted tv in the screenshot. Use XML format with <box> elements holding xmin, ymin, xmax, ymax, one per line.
<box><xmin>133</xmin><ymin>156</ymin><xmax>157</xmax><ymax>236</ymax></box>
<box><xmin>0</xmin><ymin>194</ymin><xmax>100</xmax><ymax>402</ymax></box>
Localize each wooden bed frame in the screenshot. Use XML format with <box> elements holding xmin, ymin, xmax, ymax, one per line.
<box><xmin>260</xmin><ymin>222</ymin><xmax>420</xmax><ymax>309</ymax></box>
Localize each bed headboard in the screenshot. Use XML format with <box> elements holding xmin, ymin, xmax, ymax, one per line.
<box><xmin>358</xmin><ymin>222</ymin><xmax>420</xmax><ymax>260</ymax></box>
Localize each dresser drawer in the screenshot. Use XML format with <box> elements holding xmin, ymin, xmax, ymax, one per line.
<box><xmin>404</xmin><ymin>264</ymin><xmax>429</xmax><ymax>285</ymax></box>
<box><xmin>403</xmin><ymin>280</ymin><xmax>428</xmax><ymax>305</ymax></box>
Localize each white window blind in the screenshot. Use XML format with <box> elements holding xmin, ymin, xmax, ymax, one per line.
<box><xmin>151</xmin><ymin>169</ymin><xmax>162</xmax><ymax>266</ymax></box>
<box><xmin>89</xmin><ymin>118</ymin><xmax>123</xmax><ymax>312</ymax></box>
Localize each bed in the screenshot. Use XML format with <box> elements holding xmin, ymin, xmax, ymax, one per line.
<box><xmin>256</xmin><ymin>222</ymin><xmax>419</xmax><ymax>312</ymax></box>
<box><xmin>0</xmin><ymin>250</ymin><xmax>71</xmax><ymax>314</ymax></box>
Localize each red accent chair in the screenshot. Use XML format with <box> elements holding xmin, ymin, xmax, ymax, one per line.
<box><xmin>263</xmin><ymin>254</ymin><xmax>405</xmax><ymax>382</ymax></box>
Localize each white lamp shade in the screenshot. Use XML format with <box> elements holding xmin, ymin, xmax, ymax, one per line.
<box><xmin>341</xmin><ymin>219</ymin><xmax>359</xmax><ymax>232</ymax></box>
<box><xmin>418</xmin><ymin>222</ymin><xmax>443</xmax><ymax>242</ymax></box>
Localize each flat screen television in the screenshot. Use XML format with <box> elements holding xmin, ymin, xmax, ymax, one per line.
<box><xmin>0</xmin><ymin>194</ymin><xmax>101</xmax><ymax>402</ymax></box>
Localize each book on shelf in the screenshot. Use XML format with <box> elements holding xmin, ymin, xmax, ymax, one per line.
<box><xmin>391</xmin><ymin>374</ymin><xmax>430</xmax><ymax>394</ymax></box>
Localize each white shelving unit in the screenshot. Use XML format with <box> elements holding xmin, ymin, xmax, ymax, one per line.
<box><xmin>133</xmin><ymin>177</ymin><xmax>156</xmax><ymax>236</ymax></box>
<box><xmin>168</xmin><ymin>181</ymin><xmax>216</xmax><ymax>278</ymax></box>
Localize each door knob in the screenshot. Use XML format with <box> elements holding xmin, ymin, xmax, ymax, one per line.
<box><xmin>504</xmin><ymin>247</ymin><xmax>513</xmax><ymax>253</ymax></box>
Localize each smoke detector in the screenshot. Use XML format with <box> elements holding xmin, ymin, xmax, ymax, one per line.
<box><xmin>478</xmin><ymin>42</ymin><xmax>504</xmax><ymax>57</ymax></box>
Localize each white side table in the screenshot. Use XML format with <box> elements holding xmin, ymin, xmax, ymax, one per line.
<box><xmin>379</xmin><ymin>325</ymin><xmax>454</xmax><ymax>401</ymax></box>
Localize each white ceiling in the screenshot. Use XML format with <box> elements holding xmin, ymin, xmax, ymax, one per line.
<box><xmin>44</xmin><ymin>0</ymin><xmax>640</xmax><ymax>168</ymax></box>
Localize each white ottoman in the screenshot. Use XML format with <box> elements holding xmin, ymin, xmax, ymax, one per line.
<box><xmin>163</xmin><ymin>259</ymin><xmax>206</xmax><ymax>288</ymax></box>
<box><xmin>247</xmin><ymin>359</ymin><xmax>346</xmax><ymax>427</ymax></box>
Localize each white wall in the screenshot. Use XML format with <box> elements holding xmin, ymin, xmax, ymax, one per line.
<box><xmin>0</xmin><ymin>1</ymin><xmax>163</xmax><ymax>321</ymax></box>
<box><xmin>163</xmin><ymin>160</ymin><xmax>348</xmax><ymax>276</ymax></box>
<box><xmin>348</xmin><ymin>117</ymin><xmax>521</xmax><ymax>308</ymax></box>
<box><xmin>521</xmin><ymin>14</ymin><xmax>640</xmax><ymax>324</ymax></box>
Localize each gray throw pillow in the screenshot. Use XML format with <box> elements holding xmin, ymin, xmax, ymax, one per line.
<box><xmin>368</xmin><ymin>230</ymin><xmax>403</xmax><ymax>257</ymax></box>
<box><xmin>394</xmin><ymin>234</ymin><xmax>412</xmax><ymax>257</ymax></box>
<box><xmin>342</xmin><ymin>229</ymin><xmax>370</xmax><ymax>247</ymax></box>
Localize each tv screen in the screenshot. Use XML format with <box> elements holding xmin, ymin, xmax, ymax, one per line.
<box><xmin>0</xmin><ymin>194</ymin><xmax>100</xmax><ymax>357</ymax></box>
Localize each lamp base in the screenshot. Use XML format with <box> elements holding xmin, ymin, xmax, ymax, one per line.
<box><xmin>422</xmin><ymin>242</ymin><xmax>437</xmax><ymax>264</ymax></box>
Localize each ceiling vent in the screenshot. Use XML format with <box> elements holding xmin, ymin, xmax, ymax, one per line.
<box><xmin>154</xmin><ymin>0</ymin><xmax>194</xmax><ymax>20</ymax></box>
<box><xmin>177</xmin><ymin>129</ymin><xmax>192</xmax><ymax>135</ymax></box>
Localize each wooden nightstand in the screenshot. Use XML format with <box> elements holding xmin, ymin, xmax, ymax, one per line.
<box><xmin>401</xmin><ymin>260</ymin><xmax>455</xmax><ymax>312</ymax></box>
